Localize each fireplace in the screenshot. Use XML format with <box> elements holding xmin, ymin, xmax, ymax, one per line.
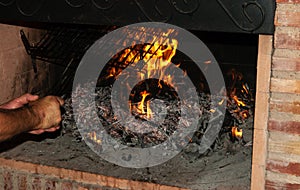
<box><xmin>0</xmin><ymin>0</ymin><xmax>299</xmax><ymax>189</ymax></box>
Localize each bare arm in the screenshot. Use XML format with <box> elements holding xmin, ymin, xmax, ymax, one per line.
<box><xmin>0</xmin><ymin>106</ymin><xmax>40</xmax><ymax>141</ymax></box>
<box><xmin>0</xmin><ymin>95</ymin><xmax>64</xmax><ymax>142</ymax></box>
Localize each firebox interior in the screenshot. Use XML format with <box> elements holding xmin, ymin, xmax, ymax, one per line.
<box><xmin>0</xmin><ymin>25</ymin><xmax>258</xmax><ymax>189</ymax></box>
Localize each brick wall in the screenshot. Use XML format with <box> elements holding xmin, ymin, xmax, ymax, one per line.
<box><xmin>0</xmin><ymin>23</ymin><xmax>53</xmax><ymax>104</ymax></box>
<box><xmin>0</xmin><ymin>158</ymin><xmax>185</xmax><ymax>190</ymax></box>
<box><xmin>0</xmin><ymin>2</ymin><xmax>300</xmax><ymax>189</ymax></box>
<box><xmin>265</xmin><ymin>1</ymin><xmax>300</xmax><ymax>189</ymax></box>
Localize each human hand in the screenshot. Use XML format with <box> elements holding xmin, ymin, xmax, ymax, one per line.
<box><xmin>0</xmin><ymin>93</ymin><xmax>39</xmax><ymax>109</ymax></box>
<box><xmin>27</xmin><ymin>96</ymin><xmax>64</xmax><ymax>135</ymax></box>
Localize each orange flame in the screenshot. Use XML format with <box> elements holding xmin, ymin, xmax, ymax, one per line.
<box><xmin>137</xmin><ymin>90</ymin><xmax>152</xmax><ymax>118</ymax></box>
<box><xmin>142</xmin><ymin>39</ymin><xmax>178</xmax><ymax>87</ymax></box>
<box><xmin>231</xmin><ymin>126</ymin><xmax>243</xmax><ymax>139</ymax></box>
<box><xmin>232</xmin><ymin>95</ymin><xmax>246</xmax><ymax>107</ymax></box>
<box><xmin>242</xmin><ymin>84</ymin><xmax>249</xmax><ymax>94</ymax></box>
<box><xmin>218</xmin><ymin>98</ymin><xmax>225</xmax><ymax>106</ymax></box>
<box><xmin>118</xmin><ymin>30</ymin><xmax>178</xmax><ymax>120</ymax></box>
<box><xmin>228</xmin><ymin>70</ymin><xmax>251</xmax><ymax>123</ymax></box>
<box><xmin>89</xmin><ymin>131</ymin><xmax>102</xmax><ymax>144</ymax></box>
<box><xmin>240</xmin><ymin>110</ymin><xmax>249</xmax><ymax>119</ymax></box>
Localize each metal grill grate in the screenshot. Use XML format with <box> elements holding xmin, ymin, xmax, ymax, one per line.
<box><xmin>20</xmin><ymin>25</ymin><xmax>114</xmax><ymax>95</ymax></box>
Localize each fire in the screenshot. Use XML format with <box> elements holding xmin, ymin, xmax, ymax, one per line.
<box><xmin>231</xmin><ymin>126</ymin><xmax>243</xmax><ymax>139</ymax></box>
<box><xmin>141</xmin><ymin>38</ymin><xmax>178</xmax><ymax>87</ymax></box>
<box><xmin>218</xmin><ymin>98</ymin><xmax>225</xmax><ymax>105</ymax></box>
<box><xmin>112</xmin><ymin>29</ymin><xmax>178</xmax><ymax>120</ymax></box>
<box><xmin>88</xmin><ymin>131</ymin><xmax>102</xmax><ymax>144</ymax></box>
<box><xmin>107</xmin><ymin>67</ymin><xmax>116</xmax><ymax>78</ymax></box>
<box><xmin>137</xmin><ymin>90</ymin><xmax>152</xmax><ymax>118</ymax></box>
<box><xmin>226</xmin><ymin>69</ymin><xmax>253</xmax><ymax>141</ymax></box>
<box><xmin>242</xmin><ymin>84</ymin><xmax>249</xmax><ymax>94</ymax></box>
<box><xmin>227</xmin><ymin>69</ymin><xmax>252</xmax><ymax>121</ymax></box>
<box><xmin>209</xmin><ymin>109</ymin><xmax>216</xmax><ymax>113</ymax></box>
<box><xmin>232</xmin><ymin>95</ymin><xmax>246</xmax><ymax>107</ymax></box>
<box><xmin>240</xmin><ymin>110</ymin><xmax>249</xmax><ymax>119</ymax></box>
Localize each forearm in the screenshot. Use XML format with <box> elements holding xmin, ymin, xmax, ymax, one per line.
<box><xmin>0</xmin><ymin>107</ymin><xmax>40</xmax><ymax>142</ymax></box>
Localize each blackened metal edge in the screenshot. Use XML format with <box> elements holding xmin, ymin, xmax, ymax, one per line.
<box><xmin>0</xmin><ymin>0</ymin><xmax>275</xmax><ymax>34</ymax></box>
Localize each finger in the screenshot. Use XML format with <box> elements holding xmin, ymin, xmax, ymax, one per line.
<box><xmin>28</xmin><ymin>126</ymin><xmax>60</xmax><ymax>134</ymax></box>
<box><xmin>18</xmin><ymin>94</ymin><xmax>39</xmax><ymax>105</ymax></box>
<box><xmin>28</xmin><ymin>129</ymin><xmax>45</xmax><ymax>135</ymax></box>
<box><xmin>44</xmin><ymin>127</ymin><xmax>60</xmax><ymax>132</ymax></box>
<box><xmin>26</xmin><ymin>94</ymin><xmax>39</xmax><ymax>102</ymax></box>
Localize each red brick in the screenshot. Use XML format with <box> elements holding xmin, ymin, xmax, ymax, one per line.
<box><xmin>272</xmin><ymin>57</ymin><xmax>300</xmax><ymax>71</ymax></box>
<box><xmin>17</xmin><ymin>174</ymin><xmax>27</xmax><ymax>190</ymax></box>
<box><xmin>31</xmin><ymin>177</ymin><xmax>42</xmax><ymax>190</ymax></box>
<box><xmin>270</xmin><ymin>102</ymin><xmax>300</xmax><ymax>114</ymax></box>
<box><xmin>36</xmin><ymin>165</ymin><xmax>61</xmax><ymax>177</ymax></box>
<box><xmin>266</xmin><ymin>180</ymin><xmax>300</xmax><ymax>190</ymax></box>
<box><xmin>276</xmin><ymin>0</ymin><xmax>300</xmax><ymax>3</ymax></box>
<box><xmin>45</xmin><ymin>180</ymin><xmax>57</xmax><ymax>190</ymax></box>
<box><xmin>61</xmin><ymin>181</ymin><xmax>73</xmax><ymax>190</ymax></box>
<box><xmin>275</xmin><ymin>30</ymin><xmax>300</xmax><ymax>50</ymax></box>
<box><xmin>268</xmin><ymin>131</ymin><xmax>300</xmax><ymax>156</ymax></box>
<box><xmin>91</xmin><ymin>186</ymin><xmax>104</xmax><ymax>190</ymax></box>
<box><xmin>4</xmin><ymin>159</ymin><xmax>38</xmax><ymax>173</ymax></box>
<box><xmin>3</xmin><ymin>170</ymin><xmax>13</xmax><ymax>190</ymax></box>
<box><xmin>270</xmin><ymin>78</ymin><xmax>300</xmax><ymax>94</ymax></box>
<box><xmin>275</xmin><ymin>11</ymin><xmax>300</xmax><ymax>27</ymax></box>
<box><xmin>60</xmin><ymin>167</ymin><xmax>82</xmax><ymax>180</ymax></box>
<box><xmin>267</xmin><ymin>159</ymin><xmax>300</xmax><ymax>176</ymax></box>
<box><xmin>269</xmin><ymin>120</ymin><xmax>300</xmax><ymax>135</ymax></box>
<box><xmin>77</xmin><ymin>185</ymin><xmax>90</xmax><ymax>190</ymax></box>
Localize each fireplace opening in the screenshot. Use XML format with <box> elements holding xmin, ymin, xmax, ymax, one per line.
<box><xmin>0</xmin><ymin>24</ymin><xmax>258</xmax><ymax>189</ymax></box>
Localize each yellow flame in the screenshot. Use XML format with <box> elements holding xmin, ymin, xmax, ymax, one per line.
<box><xmin>204</xmin><ymin>60</ymin><xmax>212</xmax><ymax>64</ymax></box>
<box><xmin>232</xmin><ymin>126</ymin><xmax>243</xmax><ymax>139</ymax></box>
<box><xmin>242</xmin><ymin>84</ymin><xmax>249</xmax><ymax>94</ymax></box>
<box><xmin>141</xmin><ymin>39</ymin><xmax>178</xmax><ymax>87</ymax></box>
<box><xmin>232</xmin><ymin>95</ymin><xmax>246</xmax><ymax>107</ymax></box>
<box><xmin>146</xmin><ymin>100</ymin><xmax>152</xmax><ymax>119</ymax></box>
<box><xmin>218</xmin><ymin>99</ymin><xmax>225</xmax><ymax>106</ymax></box>
<box><xmin>115</xmin><ymin>30</ymin><xmax>178</xmax><ymax>120</ymax></box>
<box><xmin>240</xmin><ymin>110</ymin><xmax>249</xmax><ymax>119</ymax></box>
<box><xmin>137</xmin><ymin>90</ymin><xmax>152</xmax><ymax>118</ymax></box>
<box><xmin>108</xmin><ymin>29</ymin><xmax>178</xmax><ymax>88</ymax></box>
<box><xmin>209</xmin><ymin>109</ymin><xmax>216</xmax><ymax>113</ymax></box>
<box><xmin>89</xmin><ymin>131</ymin><xmax>102</xmax><ymax>144</ymax></box>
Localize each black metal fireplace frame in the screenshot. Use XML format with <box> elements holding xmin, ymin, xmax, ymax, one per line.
<box><xmin>0</xmin><ymin>0</ymin><xmax>275</xmax><ymax>34</ymax></box>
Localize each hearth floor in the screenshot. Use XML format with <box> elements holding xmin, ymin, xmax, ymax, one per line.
<box><xmin>0</xmin><ymin>120</ymin><xmax>253</xmax><ymax>190</ymax></box>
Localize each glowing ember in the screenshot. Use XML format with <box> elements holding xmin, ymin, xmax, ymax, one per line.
<box><xmin>204</xmin><ymin>60</ymin><xmax>212</xmax><ymax>64</ymax></box>
<box><xmin>209</xmin><ymin>109</ymin><xmax>216</xmax><ymax>113</ymax></box>
<box><xmin>232</xmin><ymin>95</ymin><xmax>246</xmax><ymax>107</ymax></box>
<box><xmin>240</xmin><ymin>110</ymin><xmax>249</xmax><ymax>119</ymax></box>
<box><xmin>218</xmin><ymin>98</ymin><xmax>225</xmax><ymax>105</ymax></box>
<box><xmin>231</xmin><ymin>126</ymin><xmax>243</xmax><ymax>139</ymax></box>
<box><xmin>242</xmin><ymin>84</ymin><xmax>249</xmax><ymax>94</ymax></box>
<box><xmin>88</xmin><ymin>131</ymin><xmax>102</xmax><ymax>144</ymax></box>
<box><xmin>224</xmin><ymin>68</ymin><xmax>254</xmax><ymax>142</ymax></box>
